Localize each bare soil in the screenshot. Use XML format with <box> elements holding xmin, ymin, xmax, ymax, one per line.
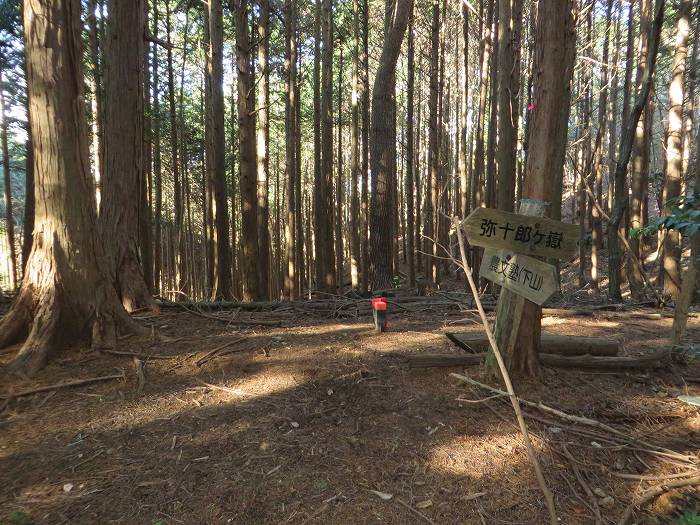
<box><xmin>2</xmin><ymin>291</ymin><xmax>700</xmax><ymax>524</ymax></box>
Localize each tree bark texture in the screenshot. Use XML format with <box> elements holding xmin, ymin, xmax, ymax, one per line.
<box><xmin>0</xmin><ymin>0</ymin><xmax>141</xmax><ymax>375</ymax></box>
<box><xmin>100</xmin><ymin>0</ymin><xmax>155</xmax><ymax>313</ymax></box>
<box><xmin>492</xmin><ymin>0</ymin><xmax>576</xmax><ymax>376</ymax></box>
<box><xmin>369</xmin><ymin>0</ymin><xmax>413</xmax><ymax>290</ymax></box>
<box><xmin>660</xmin><ymin>0</ymin><xmax>691</xmax><ymax>301</ymax></box>
<box><xmin>235</xmin><ymin>0</ymin><xmax>261</xmax><ymax>301</ymax></box>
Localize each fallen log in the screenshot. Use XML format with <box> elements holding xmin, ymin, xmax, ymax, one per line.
<box><xmin>447</xmin><ymin>333</ymin><xmax>619</xmax><ymax>357</ymax></box>
<box><xmin>407</xmin><ymin>350</ymin><xmax>670</xmax><ymax>370</ymax></box>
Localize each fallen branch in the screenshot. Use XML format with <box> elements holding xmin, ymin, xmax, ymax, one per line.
<box><xmin>618</xmin><ymin>475</ymin><xmax>700</xmax><ymax>525</ymax></box>
<box><xmin>562</xmin><ymin>444</ymin><xmax>602</xmax><ymax>525</ymax></box>
<box><xmin>611</xmin><ymin>470</ymin><xmax>700</xmax><ymax>481</ymax></box>
<box><xmin>101</xmin><ymin>349</ymin><xmax>180</xmax><ymax>360</ymax></box>
<box><xmin>195</xmin><ymin>337</ymin><xmax>248</xmax><ymax>367</ymax></box>
<box><xmin>0</xmin><ymin>372</ymin><xmax>125</xmax><ymax>400</ymax></box>
<box><xmin>450</xmin><ymin>373</ymin><xmax>695</xmax><ymax>464</ymax></box>
<box><xmin>396</xmin><ymin>499</ymin><xmax>437</xmax><ymax>525</ymax></box>
<box><xmin>408</xmin><ymin>351</ymin><xmax>670</xmax><ymax>370</ymax></box>
<box><xmin>447</xmin><ymin>333</ymin><xmax>620</xmax><ymax>356</ymax></box>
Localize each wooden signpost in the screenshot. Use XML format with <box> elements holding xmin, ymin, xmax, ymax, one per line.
<box><xmin>479</xmin><ymin>248</ymin><xmax>559</xmax><ymax>305</ymax></box>
<box><xmin>462</xmin><ymin>205</ymin><xmax>578</xmax><ymax>306</ymax></box>
<box><xmin>462</xmin><ymin>207</ymin><xmax>578</xmax><ymax>260</ymax></box>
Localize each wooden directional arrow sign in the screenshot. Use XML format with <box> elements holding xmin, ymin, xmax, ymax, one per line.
<box><xmin>479</xmin><ymin>248</ymin><xmax>560</xmax><ymax>305</ymax></box>
<box><xmin>462</xmin><ymin>207</ymin><xmax>578</xmax><ymax>260</ymax></box>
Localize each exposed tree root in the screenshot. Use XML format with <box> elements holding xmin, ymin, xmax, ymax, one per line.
<box><xmin>0</xmin><ymin>277</ymin><xmax>146</xmax><ymax>377</ymax></box>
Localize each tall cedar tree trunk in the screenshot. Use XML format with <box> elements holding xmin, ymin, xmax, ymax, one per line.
<box><xmin>99</xmin><ymin>0</ymin><xmax>155</xmax><ymax>312</ymax></box>
<box><xmin>0</xmin><ymin>66</ymin><xmax>16</xmax><ymax>289</ymax></box>
<box><xmin>165</xmin><ymin>0</ymin><xmax>184</xmax><ymax>296</ymax></box>
<box><xmin>608</xmin><ymin>0</ymin><xmax>665</xmax><ymax>301</ymax></box>
<box><xmin>202</xmin><ymin>8</ymin><xmax>215</xmax><ymax>297</ymax></box>
<box><xmin>589</xmin><ymin>0</ymin><xmax>614</xmax><ymax>293</ymax></box>
<box><xmin>471</xmin><ymin>0</ymin><xmax>495</xmax><ymax>276</ymax></box>
<box><xmin>609</xmin><ymin>0</ymin><xmax>637</xmax><ymax>301</ymax></box>
<box><xmin>485</xmin><ymin>0</ymin><xmax>499</xmax><ymax>210</ymax></box>
<box><xmin>459</xmin><ymin>1</ymin><xmax>469</xmax><ymax>219</ymax></box>
<box><xmin>360</xmin><ymin>0</ymin><xmax>370</xmax><ymax>293</ymax></box>
<box><xmin>141</xmin><ymin>0</ymin><xmax>153</xmax><ymax>293</ymax></box>
<box><xmin>495</xmin><ymin>0</ymin><xmax>522</xmax><ymax>212</ymax></box>
<box><xmin>660</xmin><ymin>0</ymin><xmax>691</xmax><ymax>301</ymax></box>
<box><xmin>257</xmin><ymin>0</ymin><xmax>271</xmax><ymax>300</ymax></box>
<box><xmin>235</xmin><ymin>0</ymin><xmax>261</xmax><ymax>301</ymax></box>
<box><xmin>336</xmin><ymin>48</ymin><xmax>344</xmax><ymax>294</ymax></box>
<box><xmin>492</xmin><ymin>0</ymin><xmax>575</xmax><ymax>376</ymax></box>
<box><xmin>425</xmin><ymin>0</ymin><xmax>439</xmax><ymax>286</ymax></box>
<box><xmin>628</xmin><ymin>0</ymin><xmax>652</xmax><ymax>300</ymax></box>
<box><xmin>316</xmin><ymin>0</ymin><xmax>336</xmax><ymax>292</ymax></box>
<box><xmin>176</xmin><ymin>14</ymin><xmax>191</xmax><ymax>297</ymax></box>
<box><xmin>350</xmin><ymin>0</ymin><xmax>361</xmax><ymax>290</ymax></box>
<box><xmin>209</xmin><ymin>0</ymin><xmax>234</xmax><ymax>299</ymax></box>
<box><xmin>294</xmin><ymin>46</ymin><xmax>304</xmax><ymax>295</ymax></box>
<box><xmin>578</xmin><ymin>11</ymin><xmax>592</xmax><ymax>289</ymax></box>
<box><xmin>405</xmin><ymin>10</ymin><xmax>416</xmax><ymax>287</ymax></box>
<box><xmin>0</xmin><ymin>0</ymin><xmax>141</xmax><ymax>375</ymax></box>
<box><xmin>415</xmin><ymin>56</ymin><xmax>422</xmax><ymax>276</ymax></box>
<box><xmin>369</xmin><ymin>0</ymin><xmax>413</xmax><ymax>290</ymax></box>
<box><xmin>152</xmin><ymin>0</ymin><xmax>162</xmax><ymax>295</ymax></box>
<box><xmin>284</xmin><ymin>0</ymin><xmax>298</xmax><ymax>299</ymax></box>
<box><xmin>607</xmin><ymin>2</ymin><xmax>621</xmax><ymax>215</ymax></box>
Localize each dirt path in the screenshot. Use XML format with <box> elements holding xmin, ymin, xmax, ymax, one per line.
<box><xmin>2</xmin><ymin>306</ymin><xmax>700</xmax><ymax>524</ymax></box>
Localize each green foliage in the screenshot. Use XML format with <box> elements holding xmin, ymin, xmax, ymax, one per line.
<box><xmin>679</xmin><ymin>511</ymin><xmax>700</xmax><ymax>525</ymax></box>
<box><xmin>4</xmin><ymin>511</ymin><xmax>28</xmax><ymax>524</ymax></box>
<box><xmin>630</xmin><ymin>190</ymin><xmax>700</xmax><ymax>239</ymax></box>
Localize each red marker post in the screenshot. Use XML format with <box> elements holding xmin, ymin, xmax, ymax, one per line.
<box><xmin>371</xmin><ymin>297</ymin><xmax>388</xmax><ymax>333</ymax></box>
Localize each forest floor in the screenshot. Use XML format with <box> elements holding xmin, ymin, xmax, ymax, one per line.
<box><xmin>2</xmin><ymin>261</ymin><xmax>700</xmax><ymax>523</ymax></box>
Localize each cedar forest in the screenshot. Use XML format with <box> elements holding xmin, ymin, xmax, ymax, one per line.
<box><xmin>1</xmin><ymin>0</ymin><xmax>700</xmax><ymax>523</ymax></box>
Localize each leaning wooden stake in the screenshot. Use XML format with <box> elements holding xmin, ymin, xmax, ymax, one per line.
<box><xmin>452</xmin><ymin>216</ymin><xmax>557</xmax><ymax>524</ymax></box>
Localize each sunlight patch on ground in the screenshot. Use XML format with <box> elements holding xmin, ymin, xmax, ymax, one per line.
<box><xmin>426</xmin><ymin>435</ymin><xmax>546</xmax><ymax>479</ymax></box>
<box><xmin>86</xmin><ymin>370</ymin><xmax>305</xmax><ymax>433</ymax></box>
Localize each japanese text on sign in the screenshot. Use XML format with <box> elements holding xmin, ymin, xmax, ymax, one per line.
<box><xmin>479</xmin><ymin>218</ymin><xmax>563</xmax><ymax>250</ymax></box>
<box><xmin>487</xmin><ymin>253</ymin><xmax>544</xmax><ymax>292</ymax></box>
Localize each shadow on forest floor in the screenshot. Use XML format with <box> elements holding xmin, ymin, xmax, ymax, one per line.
<box><xmin>1</xmin><ymin>301</ymin><xmax>700</xmax><ymax>524</ymax></box>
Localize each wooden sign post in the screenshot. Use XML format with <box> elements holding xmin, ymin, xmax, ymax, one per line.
<box><xmin>479</xmin><ymin>248</ymin><xmax>559</xmax><ymax>305</ymax></box>
<box><xmin>461</xmin><ymin>200</ymin><xmax>579</xmax><ymax>374</ymax></box>
<box><xmin>462</xmin><ymin>207</ymin><xmax>578</xmax><ymax>260</ymax></box>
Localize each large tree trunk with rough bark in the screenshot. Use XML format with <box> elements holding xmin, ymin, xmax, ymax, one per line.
<box><xmin>608</xmin><ymin>0</ymin><xmax>665</xmax><ymax>302</ymax></box>
<box><xmin>369</xmin><ymin>0</ymin><xmax>412</xmax><ymax>290</ymax></box>
<box><xmin>99</xmin><ymin>0</ymin><xmax>155</xmax><ymax>312</ymax></box>
<box><xmin>235</xmin><ymin>0</ymin><xmax>260</xmax><ymax>301</ymax></box>
<box><xmin>0</xmin><ymin>0</ymin><xmax>141</xmax><ymax>376</ymax></box>
<box><xmin>284</xmin><ymin>0</ymin><xmax>298</xmax><ymax>300</ymax></box>
<box><xmin>660</xmin><ymin>0</ymin><xmax>691</xmax><ymax>302</ymax></box>
<box><xmin>491</xmin><ymin>0</ymin><xmax>576</xmax><ymax>376</ymax></box>
<box><xmin>257</xmin><ymin>0</ymin><xmax>271</xmax><ymax>301</ymax></box>
<box><xmin>425</xmin><ymin>0</ymin><xmax>439</xmax><ymax>287</ymax></box>
<box><xmin>627</xmin><ymin>0</ymin><xmax>652</xmax><ymax>300</ymax></box>
<box><xmin>495</xmin><ymin>0</ymin><xmax>522</xmax><ymax>212</ymax></box>
<box><xmin>405</xmin><ymin>9</ymin><xmax>415</xmax><ymax>288</ymax></box>
<box><xmin>316</xmin><ymin>0</ymin><xmax>336</xmax><ymax>293</ymax></box>
<box><xmin>209</xmin><ymin>0</ymin><xmax>234</xmax><ymax>300</ymax></box>
<box><xmin>349</xmin><ymin>0</ymin><xmax>361</xmax><ymax>290</ymax></box>
<box><xmin>0</xmin><ymin>66</ymin><xmax>16</xmax><ymax>290</ymax></box>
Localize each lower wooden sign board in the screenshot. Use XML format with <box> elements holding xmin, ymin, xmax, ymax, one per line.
<box><xmin>479</xmin><ymin>248</ymin><xmax>559</xmax><ymax>305</ymax></box>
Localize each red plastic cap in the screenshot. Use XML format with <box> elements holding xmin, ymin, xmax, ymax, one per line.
<box><xmin>371</xmin><ymin>298</ymin><xmax>388</xmax><ymax>309</ymax></box>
